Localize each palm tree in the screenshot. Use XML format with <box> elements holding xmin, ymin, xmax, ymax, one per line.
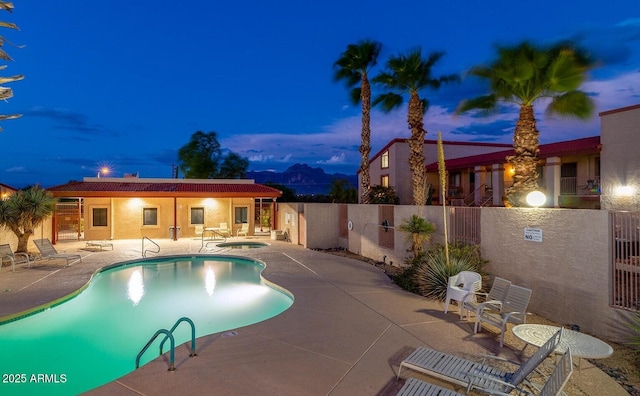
<box><xmin>456</xmin><ymin>40</ymin><xmax>594</xmax><ymax>206</ymax></box>
<box><xmin>397</xmin><ymin>214</ymin><xmax>435</xmax><ymax>257</ymax></box>
<box><xmin>373</xmin><ymin>49</ymin><xmax>458</xmax><ymax>206</ymax></box>
<box><xmin>0</xmin><ymin>186</ymin><xmax>56</xmax><ymax>253</ymax></box>
<box><xmin>333</xmin><ymin>40</ymin><xmax>382</xmax><ymax>204</ymax></box>
<box><xmin>0</xmin><ymin>1</ymin><xmax>24</xmax><ymax>129</ymax></box>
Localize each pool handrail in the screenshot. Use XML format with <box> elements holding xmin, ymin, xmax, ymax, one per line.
<box><xmin>159</xmin><ymin>317</ymin><xmax>197</xmax><ymax>357</ymax></box>
<box><xmin>142</xmin><ymin>236</ymin><xmax>160</xmax><ymax>258</ymax></box>
<box><xmin>136</xmin><ymin>329</ymin><xmax>176</xmax><ymax>371</ymax></box>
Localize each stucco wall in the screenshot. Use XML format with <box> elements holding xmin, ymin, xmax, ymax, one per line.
<box><xmin>600</xmin><ymin>105</ymin><xmax>640</xmax><ymax>211</ymax></box>
<box><xmin>0</xmin><ymin>217</ymin><xmax>53</xmax><ymax>254</ymax></box>
<box><xmin>282</xmin><ymin>203</ymin><xmax>634</xmax><ymax>342</ymax></box>
<box><xmin>83</xmin><ymin>197</ymin><xmax>253</xmax><ymax>240</ymax></box>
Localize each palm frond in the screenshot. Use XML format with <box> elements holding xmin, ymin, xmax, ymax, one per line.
<box><xmin>546</xmin><ymin>91</ymin><xmax>594</xmax><ymax>119</ymax></box>
<box><xmin>372</xmin><ymin>92</ymin><xmax>403</xmax><ymax>112</ymax></box>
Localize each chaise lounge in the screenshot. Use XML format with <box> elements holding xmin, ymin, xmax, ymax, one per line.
<box><xmin>34</xmin><ymin>238</ymin><xmax>82</xmax><ymax>266</ymax></box>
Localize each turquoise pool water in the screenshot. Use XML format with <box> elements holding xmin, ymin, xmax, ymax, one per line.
<box><xmin>0</xmin><ymin>255</ymin><xmax>293</xmax><ymax>396</ymax></box>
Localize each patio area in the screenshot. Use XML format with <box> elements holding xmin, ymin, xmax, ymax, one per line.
<box><xmin>0</xmin><ymin>237</ymin><xmax>627</xmax><ymax>395</ymax></box>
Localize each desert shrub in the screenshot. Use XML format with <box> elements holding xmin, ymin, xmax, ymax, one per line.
<box><xmin>398</xmin><ymin>243</ymin><xmax>487</xmax><ymax>300</ymax></box>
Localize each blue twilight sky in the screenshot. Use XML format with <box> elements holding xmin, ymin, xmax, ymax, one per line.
<box><xmin>0</xmin><ymin>1</ymin><xmax>639</xmax><ymax>188</ymax></box>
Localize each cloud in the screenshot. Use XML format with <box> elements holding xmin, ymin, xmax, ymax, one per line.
<box><xmin>5</xmin><ymin>166</ymin><xmax>26</xmax><ymax>173</ymax></box>
<box><xmin>22</xmin><ymin>107</ymin><xmax>121</xmax><ymax>138</ymax></box>
<box><xmin>316</xmin><ymin>152</ymin><xmax>346</xmax><ymax>165</ymax></box>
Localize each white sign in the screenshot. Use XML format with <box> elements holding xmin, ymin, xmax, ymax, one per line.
<box><xmin>524</xmin><ymin>227</ymin><xmax>543</xmax><ymax>242</ymax></box>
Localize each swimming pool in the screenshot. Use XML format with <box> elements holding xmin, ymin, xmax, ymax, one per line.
<box><xmin>0</xmin><ymin>255</ymin><xmax>293</xmax><ymax>396</ymax></box>
<box><xmin>217</xmin><ymin>241</ymin><xmax>270</xmax><ymax>249</ymax></box>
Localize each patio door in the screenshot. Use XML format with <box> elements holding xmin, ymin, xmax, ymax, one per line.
<box><xmin>56</xmin><ymin>200</ymin><xmax>82</xmax><ymax>241</ymax></box>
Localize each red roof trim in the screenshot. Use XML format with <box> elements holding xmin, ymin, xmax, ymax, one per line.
<box><xmin>426</xmin><ymin>136</ymin><xmax>601</xmax><ymax>171</ymax></box>
<box><xmin>47</xmin><ymin>180</ymin><xmax>282</xmax><ymax>198</ymax></box>
<box><xmin>599</xmin><ymin>103</ymin><xmax>640</xmax><ymax>116</ymax></box>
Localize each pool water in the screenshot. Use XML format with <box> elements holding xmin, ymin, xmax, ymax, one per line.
<box><xmin>0</xmin><ymin>255</ymin><xmax>293</xmax><ymax>396</ymax></box>
<box><xmin>217</xmin><ymin>241</ymin><xmax>269</xmax><ymax>249</ymax></box>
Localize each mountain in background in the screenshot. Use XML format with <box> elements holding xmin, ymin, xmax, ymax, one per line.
<box><xmin>246</xmin><ymin>164</ymin><xmax>357</xmax><ymax>195</ymax></box>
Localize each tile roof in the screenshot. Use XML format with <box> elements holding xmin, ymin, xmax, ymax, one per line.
<box><xmin>47</xmin><ymin>179</ymin><xmax>283</xmax><ymax>198</ymax></box>
<box><xmin>426</xmin><ymin>136</ymin><xmax>601</xmax><ymax>171</ymax></box>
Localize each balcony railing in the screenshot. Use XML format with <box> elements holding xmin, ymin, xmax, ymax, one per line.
<box><xmin>560</xmin><ymin>176</ymin><xmax>600</xmax><ymax>195</ymax></box>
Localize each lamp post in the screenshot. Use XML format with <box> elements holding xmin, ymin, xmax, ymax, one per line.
<box><xmin>97</xmin><ymin>167</ymin><xmax>110</xmax><ymax>178</ymax></box>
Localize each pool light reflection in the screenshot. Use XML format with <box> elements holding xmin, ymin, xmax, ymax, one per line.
<box><xmin>205</xmin><ymin>266</ymin><xmax>216</xmax><ymax>296</ymax></box>
<box><xmin>127</xmin><ymin>269</ymin><xmax>145</xmax><ymax>305</ymax></box>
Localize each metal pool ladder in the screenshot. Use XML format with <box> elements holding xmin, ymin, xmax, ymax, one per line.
<box><xmin>142</xmin><ymin>236</ymin><xmax>160</xmax><ymax>258</ymax></box>
<box><xmin>136</xmin><ymin>317</ymin><xmax>197</xmax><ymax>371</ymax></box>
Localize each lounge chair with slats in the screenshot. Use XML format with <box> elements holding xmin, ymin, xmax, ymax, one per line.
<box><xmin>0</xmin><ymin>243</ymin><xmax>30</xmax><ymax>272</ymax></box>
<box><xmin>34</xmin><ymin>238</ymin><xmax>82</xmax><ymax>266</ymax></box>
<box><xmin>396</xmin><ymin>346</ymin><xmax>572</xmax><ymax>396</ymax></box>
<box><xmin>397</xmin><ymin>328</ymin><xmax>562</xmax><ymax>395</ymax></box>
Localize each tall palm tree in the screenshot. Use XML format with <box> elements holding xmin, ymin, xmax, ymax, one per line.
<box><xmin>373</xmin><ymin>48</ymin><xmax>458</xmax><ymax>206</ymax></box>
<box><xmin>0</xmin><ymin>186</ymin><xmax>56</xmax><ymax>253</ymax></box>
<box><xmin>456</xmin><ymin>40</ymin><xmax>594</xmax><ymax>206</ymax></box>
<box><xmin>333</xmin><ymin>40</ymin><xmax>382</xmax><ymax>204</ymax></box>
<box><xmin>0</xmin><ymin>1</ymin><xmax>24</xmax><ymax>129</ymax></box>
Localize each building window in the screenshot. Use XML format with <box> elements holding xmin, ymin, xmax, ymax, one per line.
<box><xmin>381</xmin><ymin>150</ymin><xmax>389</xmax><ymax>169</ymax></box>
<box><xmin>235</xmin><ymin>207</ymin><xmax>248</xmax><ymax>224</ymax></box>
<box><xmin>381</xmin><ymin>175</ymin><xmax>389</xmax><ymax>187</ymax></box>
<box><xmin>92</xmin><ymin>208</ymin><xmax>108</xmax><ymax>227</ymax></box>
<box><xmin>143</xmin><ymin>208</ymin><xmax>158</xmax><ymax>226</ymax></box>
<box><xmin>190</xmin><ymin>207</ymin><xmax>204</xmax><ymax>225</ymax></box>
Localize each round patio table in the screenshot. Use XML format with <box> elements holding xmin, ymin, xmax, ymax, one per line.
<box><xmin>512</xmin><ymin>324</ymin><xmax>613</xmax><ymax>370</ymax></box>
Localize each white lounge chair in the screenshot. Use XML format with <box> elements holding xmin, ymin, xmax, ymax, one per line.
<box><xmin>397</xmin><ymin>345</ymin><xmax>572</xmax><ymax>396</ymax></box>
<box><xmin>34</xmin><ymin>238</ymin><xmax>82</xmax><ymax>266</ymax></box>
<box><xmin>236</xmin><ymin>223</ymin><xmax>249</xmax><ymax>237</ymax></box>
<box><xmin>219</xmin><ymin>222</ymin><xmax>231</xmax><ymax>238</ymax></box>
<box><xmin>0</xmin><ymin>243</ymin><xmax>30</xmax><ymax>272</ymax></box>
<box><xmin>475</xmin><ymin>284</ymin><xmax>533</xmax><ymax>347</ymax></box>
<box><xmin>461</xmin><ymin>276</ymin><xmax>511</xmax><ymax>320</ymax></box>
<box><xmin>444</xmin><ymin>271</ymin><xmax>482</xmax><ymax>315</ymax></box>
<box><xmin>397</xmin><ymin>328</ymin><xmax>562</xmax><ymax>395</ymax></box>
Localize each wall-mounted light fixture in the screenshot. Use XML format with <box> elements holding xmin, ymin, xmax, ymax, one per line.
<box><xmin>615</xmin><ymin>185</ymin><xmax>636</xmax><ymax>197</ymax></box>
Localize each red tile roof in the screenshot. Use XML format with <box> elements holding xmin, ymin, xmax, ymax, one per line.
<box><xmin>426</xmin><ymin>136</ymin><xmax>601</xmax><ymax>171</ymax></box>
<box><xmin>47</xmin><ymin>179</ymin><xmax>283</xmax><ymax>198</ymax></box>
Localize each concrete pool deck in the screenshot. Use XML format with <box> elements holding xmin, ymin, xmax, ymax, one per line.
<box><xmin>0</xmin><ymin>238</ymin><xmax>628</xmax><ymax>395</ymax></box>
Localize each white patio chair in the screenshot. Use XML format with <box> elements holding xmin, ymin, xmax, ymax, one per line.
<box><xmin>443</xmin><ymin>271</ymin><xmax>482</xmax><ymax>315</ymax></box>
<box><xmin>236</xmin><ymin>223</ymin><xmax>249</xmax><ymax>237</ymax></box>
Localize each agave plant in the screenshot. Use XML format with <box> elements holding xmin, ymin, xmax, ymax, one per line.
<box><xmin>414</xmin><ymin>243</ymin><xmax>486</xmax><ymax>300</ymax></box>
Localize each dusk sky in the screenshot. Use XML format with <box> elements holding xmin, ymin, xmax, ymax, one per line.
<box><xmin>1</xmin><ymin>1</ymin><xmax>639</xmax><ymax>188</ymax></box>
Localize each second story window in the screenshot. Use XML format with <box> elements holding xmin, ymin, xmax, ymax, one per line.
<box><xmin>381</xmin><ymin>151</ymin><xmax>389</xmax><ymax>169</ymax></box>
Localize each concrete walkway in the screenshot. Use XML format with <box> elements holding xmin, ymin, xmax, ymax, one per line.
<box><xmin>0</xmin><ymin>238</ymin><xmax>628</xmax><ymax>395</ymax></box>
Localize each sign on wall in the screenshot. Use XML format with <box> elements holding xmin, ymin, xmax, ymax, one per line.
<box><xmin>524</xmin><ymin>227</ymin><xmax>543</xmax><ymax>242</ymax></box>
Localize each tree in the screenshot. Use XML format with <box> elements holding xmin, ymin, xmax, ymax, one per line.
<box><xmin>328</xmin><ymin>178</ymin><xmax>357</xmax><ymax>203</ymax></box>
<box><xmin>373</xmin><ymin>49</ymin><xmax>458</xmax><ymax>205</ymax></box>
<box><xmin>178</xmin><ymin>131</ymin><xmax>248</xmax><ymax>179</ymax></box>
<box><xmin>366</xmin><ymin>185</ymin><xmax>399</xmax><ymax>204</ymax></box>
<box><xmin>456</xmin><ymin>40</ymin><xmax>594</xmax><ymax>206</ymax></box>
<box><xmin>333</xmin><ymin>40</ymin><xmax>382</xmax><ymax>204</ymax></box>
<box><xmin>398</xmin><ymin>214</ymin><xmax>435</xmax><ymax>257</ymax></box>
<box><xmin>0</xmin><ymin>186</ymin><xmax>56</xmax><ymax>253</ymax></box>
<box><xmin>264</xmin><ymin>182</ymin><xmax>296</xmax><ymax>202</ymax></box>
<box><xmin>0</xmin><ymin>1</ymin><xmax>24</xmax><ymax>130</ymax></box>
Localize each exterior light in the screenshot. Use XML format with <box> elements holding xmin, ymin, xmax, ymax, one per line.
<box><xmin>526</xmin><ymin>190</ymin><xmax>546</xmax><ymax>207</ymax></box>
<box><xmin>97</xmin><ymin>167</ymin><xmax>110</xmax><ymax>178</ymax></box>
<box><xmin>615</xmin><ymin>185</ymin><xmax>635</xmax><ymax>197</ymax></box>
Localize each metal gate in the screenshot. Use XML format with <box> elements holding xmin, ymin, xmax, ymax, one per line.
<box><xmin>610</xmin><ymin>211</ymin><xmax>640</xmax><ymax>310</ymax></box>
<box><xmin>56</xmin><ymin>201</ymin><xmax>82</xmax><ymax>240</ymax></box>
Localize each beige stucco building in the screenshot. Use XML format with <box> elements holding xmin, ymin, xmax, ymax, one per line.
<box><xmin>600</xmin><ymin>103</ymin><xmax>640</xmax><ymax>211</ymax></box>
<box><xmin>47</xmin><ymin>178</ymin><xmax>282</xmax><ymax>242</ymax></box>
<box><xmin>364</xmin><ymin>135</ymin><xmax>603</xmax><ymax>209</ymax></box>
